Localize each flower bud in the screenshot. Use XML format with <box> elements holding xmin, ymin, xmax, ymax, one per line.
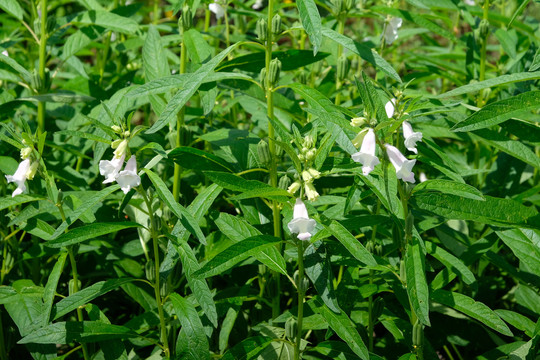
<box><xmin>257</xmin><ymin>140</ymin><xmax>271</xmax><ymax>166</ymax></box>
<box><xmin>304</xmin><ymin>182</ymin><xmax>319</xmax><ymax>201</ymax></box>
<box><xmin>306</xmin><ymin>149</ymin><xmax>316</xmax><ymax>161</ymax></box>
<box><xmin>375</xmin><ymin>244</ymin><xmax>383</xmax><ymax>256</ymax></box>
<box><xmin>307</xmin><ymin>168</ymin><xmax>321</xmax><ymax>179</ymax></box>
<box><xmin>181</xmin><ymin>6</ymin><xmax>193</xmax><ymax>31</ymax></box>
<box><xmin>288</xmin><ymin>181</ymin><xmax>301</xmax><ymax>195</ymax></box>
<box><xmin>269</xmin><ymin>58</ymin><xmax>282</xmax><ymax>87</ymax></box>
<box><xmin>298</xmin><ymin>70</ymin><xmax>308</xmax><ymax>84</ymax></box>
<box><xmin>111</xmin><ymin>125</ymin><xmax>122</xmax><ymax>133</ymax></box>
<box><xmin>350</xmin><ymin>117</ymin><xmax>367</xmax><ymax>128</ymax></box>
<box><xmin>366</xmin><ymin>240</ymin><xmax>375</xmax><ymax>254</ymax></box>
<box><xmin>256</xmin><ymin>18</ymin><xmax>267</xmax><ymax>42</ymax></box>
<box><xmin>279</xmin><ymin>175</ymin><xmax>291</xmax><ymax>190</ymax></box>
<box><xmin>285</xmin><ymin>317</ymin><xmax>298</xmax><ymax>340</ymax></box>
<box><xmin>271</xmin><ymin>14</ymin><xmax>282</xmax><ymax>35</ymax></box>
<box><xmin>26</xmin><ymin>162</ymin><xmax>38</xmax><ymax>180</ymax></box>
<box><xmin>343</xmin><ymin>0</ymin><xmax>354</xmax><ymax>11</ymax></box>
<box><xmin>20</xmin><ymin>147</ymin><xmax>32</xmax><ymax>160</ymax></box>
<box><xmin>56</xmin><ymin>190</ymin><xmax>64</xmax><ymax>205</ymax></box>
<box><xmin>337</xmin><ymin>55</ymin><xmax>349</xmax><ymax>81</ymax></box>
<box><xmin>113</xmin><ymin>139</ymin><xmax>128</xmax><ymax>159</ymax></box>
<box><xmin>303</xmin><ymin>135</ymin><xmax>315</xmax><ymax>149</ymax></box>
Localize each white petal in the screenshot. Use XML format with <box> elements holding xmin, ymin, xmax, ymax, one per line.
<box><xmin>419</xmin><ymin>172</ymin><xmax>428</xmax><ymax>183</ymax></box>
<box><xmin>385</xmin><ymin>144</ymin><xmax>407</xmax><ymax>170</ymax></box>
<box><xmin>385</xmin><ymin>99</ymin><xmax>396</xmax><ymax>118</ymax></box>
<box><xmin>99</xmin><ymin>155</ymin><xmax>124</xmax><ymax>184</ymax></box>
<box><xmin>360</xmin><ymin>128</ymin><xmax>377</xmax><ymax>156</ymax></box>
<box><xmin>293</xmin><ymin>198</ymin><xmax>309</xmax><ymax>219</ymax></box>
<box><xmin>116</xmin><ymin>172</ymin><xmax>141</xmax><ymax>194</ymax></box>
<box><xmin>8</xmin><ymin>159</ymin><xmax>31</xmax><ymax>183</ymax></box>
<box><xmin>124</xmin><ymin>155</ymin><xmax>138</xmax><ymax>173</ymax></box>
<box><xmin>209</xmin><ymin>2</ymin><xmax>225</xmax><ymax>18</ymax></box>
<box><xmin>390</xmin><ymin>17</ymin><xmax>403</xmax><ymax>29</ymax></box>
<box><xmin>351</xmin><ymin>152</ymin><xmax>380</xmax><ymax>176</ymax></box>
<box><xmin>12</xmin><ymin>183</ymin><xmax>25</xmax><ymax>197</ymax></box>
<box><xmin>297</xmin><ymin>232</ymin><xmax>312</xmax><ymax>241</ymax></box>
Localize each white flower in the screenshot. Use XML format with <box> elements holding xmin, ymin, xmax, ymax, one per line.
<box><xmin>464</xmin><ymin>0</ymin><xmax>475</xmax><ymax>5</ymax></box>
<box><xmin>99</xmin><ymin>154</ymin><xmax>125</xmax><ymax>184</ymax></box>
<box><xmin>1</xmin><ymin>50</ymin><xmax>8</xmax><ymax>57</ymax></box>
<box><xmin>385</xmin><ymin>144</ymin><xmax>416</xmax><ymax>183</ymax></box>
<box><xmin>419</xmin><ymin>172</ymin><xmax>428</xmax><ymax>183</ymax></box>
<box><xmin>252</xmin><ymin>0</ymin><xmax>264</xmax><ymax>10</ymax></box>
<box><xmin>209</xmin><ymin>1</ymin><xmax>225</xmax><ymax>19</ymax></box>
<box><xmin>384</xmin><ymin>17</ymin><xmax>402</xmax><ymax>45</ymax></box>
<box><xmin>5</xmin><ymin>159</ymin><xmax>31</xmax><ymax>197</ymax></box>
<box><xmin>116</xmin><ymin>155</ymin><xmax>141</xmax><ymax>194</ymax></box>
<box><xmin>304</xmin><ymin>182</ymin><xmax>319</xmax><ymax>201</ymax></box>
<box><xmin>351</xmin><ymin>128</ymin><xmax>380</xmax><ymax>176</ymax></box>
<box><xmin>402</xmin><ymin>121</ymin><xmax>423</xmax><ymax>154</ymax></box>
<box><xmin>287</xmin><ymin>198</ymin><xmax>317</xmax><ymax>241</ymax></box>
<box><xmin>385</xmin><ymin>98</ymin><xmax>396</xmax><ymax>119</ymax></box>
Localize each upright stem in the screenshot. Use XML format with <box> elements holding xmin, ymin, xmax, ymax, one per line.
<box><xmin>294</xmin><ymin>240</ymin><xmax>305</xmax><ymax>360</ymax></box>
<box><xmin>335</xmin><ymin>13</ymin><xmax>345</xmax><ymax>106</ymax></box>
<box><xmin>478</xmin><ymin>0</ymin><xmax>489</xmax><ymax>106</ymax></box>
<box><xmin>37</xmin><ymin>0</ymin><xmax>48</xmax><ymax>136</ymax></box>
<box><xmin>265</xmin><ymin>0</ymin><xmax>282</xmax><ymax>319</ymax></box>
<box><xmin>173</xmin><ymin>30</ymin><xmax>188</xmax><ymax>203</ymax></box>
<box><xmin>140</xmin><ymin>188</ymin><xmax>170</xmax><ymax>357</ymax></box>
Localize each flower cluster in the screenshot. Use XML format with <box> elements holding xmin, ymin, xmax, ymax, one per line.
<box><xmin>288</xmin><ymin>135</ymin><xmax>321</xmax><ymax>201</ymax></box>
<box><xmin>5</xmin><ymin>146</ymin><xmax>38</xmax><ymax>197</ymax></box>
<box><xmin>99</xmin><ymin>133</ymin><xmax>141</xmax><ymax>194</ymax></box>
<box><xmin>350</xmin><ymin>98</ymin><xmax>423</xmax><ymax>183</ymax></box>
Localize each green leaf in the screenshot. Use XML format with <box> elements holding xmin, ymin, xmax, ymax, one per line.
<box><xmin>452</xmin><ymin>91</ymin><xmax>540</xmax><ymax>132</ymax></box>
<box><xmin>221</xmin><ymin>336</ymin><xmax>274</xmax><ymax>360</ymax></box>
<box><xmin>73</xmin><ymin>10</ymin><xmax>138</xmax><ymax>34</ymax></box>
<box><xmin>46</xmin><ymin>222</ymin><xmax>141</xmax><ymax>248</ymax></box>
<box><xmin>411</xmin><ymin>193</ymin><xmax>539</xmax><ymax>228</ymax></box>
<box><xmin>0</xmin><ymin>194</ymin><xmax>46</xmax><ymax>212</ymax></box>
<box><xmin>431</xmin><ymin>289</ymin><xmax>513</xmax><ymax>336</ymax></box>
<box><xmin>0</xmin><ymin>0</ymin><xmax>23</xmax><ymax>20</ymax></box>
<box><xmin>61</xmin><ymin>27</ymin><xmax>102</xmax><ymax>61</ymax></box>
<box><xmin>496</xmin><ymin>229</ymin><xmax>540</xmax><ymax>276</ymax></box>
<box><xmin>494</xmin><ymin>29</ymin><xmax>517</xmax><ymax>59</ymax></box>
<box><xmin>0</xmin><ymin>53</ymin><xmax>31</xmax><ymax>81</ymax></box>
<box><xmin>304</xmin><ymin>241</ymin><xmax>341</xmax><ymax>313</ymax></box>
<box><xmin>321</xmin><ymin>28</ymin><xmax>401</xmax><ymax>82</ymax></box>
<box><xmin>144</xmin><ymin>169</ymin><xmax>206</xmax><ymax>244</ymax></box>
<box><xmin>204</xmin><ymin>171</ymin><xmax>290</xmax><ymax>202</ymax></box>
<box><xmin>325</xmin><ymin>221</ymin><xmax>377</xmax><ymax>267</ymax></box>
<box><xmin>193</xmin><ymin>235</ymin><xmax>282</xmax><ymax>278</ymax></box>
<box><xmin>52</xmin><ymin>278</ymin><xmax>134</xmax><ymax>320</ymax></box>
<box><xmin>215</xmin><ymin>213</ymin><xmax>288</xmax><ymax>276</ymax></box>
<box><xmin>40</xmin><ymin>252</ymin><xmax>68</xmax><ymax>326</ymax></box>
<box><xmin>436</xmin><ymin>72</ymin><xmax>540</xmax><ymax>98</ymax></box>
<box><xmin>169</xmin><ymin>293</ymin><xmax>210</xmax><ymax>360</ymax></box>
<box><xmin>296</xmin><ymin>0</ymin><xmax>323</xmax><ymax>55</ymax></box>
<box><xmin>406</xmin><ymin>236</ymin><xmax>431</xmax><ymax>326</ymax></box>
<box><xmin>310</xmin><ymin>296</ymin><xmax>370</xmax><ymax>360</ymax></box>
<box><xmin>18</xmin><ymin>321</ymin><xmax>138</xmax><ymax>344</ymax></box>
<box><xmin>425</xmin><ymin>242</ymin><xmax>476</xmax><ymax>286</ymax></box>
<box><xmin>143</xmin><ymin>25</ymin><xmax>170</xmax><ymax>81</ymax></box>
<box><xmin>169</xmin><ymin>146</ymin><xmax>234</xmax><ymax>172</ymax></box>
<box><xmin>146</xmin><ymin>43</ymin><xmax>240</xmax><ymax>134</ymax></box>
<box><xmin>219</xmin><ymin>50</ymin><xmax>329</xmax><ymax>72</ymax></box>
<box><xmin>412</xmin><ymin>179</ymin><xmax>485</xmax><ymax>201</ymax></box>
<box><xmin>55</xmin><ymin>130</ymin><xmax>111</xmax><ymax>144</ymax></box>
<box><xmin>495</xmin><ymin>310</ymin><xmax>536</xmax><ymax>337</ymax></box>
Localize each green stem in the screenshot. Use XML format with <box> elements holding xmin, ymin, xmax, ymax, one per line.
<box><xmin>335</xmin><ymin>13</ymin><xmax>345</xmax><ymax>106</ymax></box>
<box><xmin>478</xmin><ymin>0</ymin><xmax>489</xmax><ymax>106</ymax></box>
<box><xmin>368</xmin><ymin>200</ymin><xmax>380</xmax><ymax>352</ymax></box>
<box><xmin>140</xmin><ymin>188</ymin><xmax>170</xmax><ymax>357</ymax></box>
<box><xmin>294</xmin><ymin>240</ymin><xmax>305</xmax><ymax>360</ymax></box>
<box><xmin>204</xmin><ymin>9</ymin><xmax>211</xmax><ymax>32</ymax></box>
<box><xmin>173</xmin><ymin>29</ymin><xmax>188</xmax><ymax>203</ymax></box>
<box><xmin>37</xmin><ymin>0</ymin><xmax>48</xmax><ymax>136</ymax></box>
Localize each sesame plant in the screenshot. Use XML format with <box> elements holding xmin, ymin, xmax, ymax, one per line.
<box><xmin>0</xmin><ymin>0</ymin><xmax>539</xmax><ymax>359</ymax></box>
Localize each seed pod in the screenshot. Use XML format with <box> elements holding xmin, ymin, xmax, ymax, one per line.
<box><xmin>181</xmin><ymin>6</ymin><xmax>193</xmax><ymax>31</ymax></box>
<box><xmin>285</xmin><ymin>317</ymin><xmax>298</xmax><ymax>341</ymax></box>
<box><xmin>145</xmin><ymin>260</ymin><xmax>156</xmax><ymax>282</ymax></box>
<box><xmin>259</xmin><ymin>67</ymin><xmax>267</xmax><ymax>89</ymax></box>
<box><xmin>366</xmin><ymin>240</ymin><xmax>375</xmax><ymax>254</ymax></box>
<box><xmin>275</xmin><ymin>141</ymin><xmax>283</xmax><ymax>157</ymax></box>
<box><xmin>372</xmin><ymin>297</ymin><xmax>385</xmax><ymax>321</ymax></box>
<box><xmin>257</xmin><ymin>140</ymin><xmax>271</xmax><ymax>166</ymax></box>
<box><xmin>256</xmin><ymin>18</ymin><xmax>267</xmax><ymax>42</ymax></box>
<box><xmin>405</xmin><ymin>212</ymin><xmax>414</xmax><ymax>239</ymax></box>
<box><xmin>479</xmin><ymin>19</ymin><xmax>489</xmax><ymax>39</ymax></box>
<box><xmin>300</xmin><ymin>277</ymin><xmax>310</xmax><ymax>294</ymax></box>
<box><xmin>375</xmin><ymin>244</ymin><xmax>383</xmax><ymax>257</ymax></box>
<box><xmin>68</xmin><ymin>279</ymin><xmax>82</xmax><ymax>296</ymax></box>
<box><xmin>351</xmin><ymin>57</ymin><xmax>359</xmax><ymax>72</ymax></box>
<box><xmin>412</xmin><ymin>320</ymin><xmax>423</xmax><ymax>348</ymax></box>
<box><xmin>298</xmin><ymin>70</ymin><xmax>308</xmax><ymax>85</ymax></box>
<box><xmin>333</xmin><ymin>0</ymin><xmax>343</xmax><ymax>13</ymax></box>
<box><xmin>400</xmin><ymin>259</ymin><xmax>406</xmax><ymax>283</ymax></box>
<box><xmin>169</xmin><ymin>261</ymin><xmax>183</xmax><ymax>290</ymax></box>
<box><xmin>4</xmin><ymin>251</ymin><xmax>14</xmax><ymax>269</ymax></box>
<box><xmin>269</xmin><ymin>58</ymin><xmax>282</xmax><ymax>87</ymax></box>
<box><xmin>31</xmin><ymin>70</ymin><xmax>42</xmax><ymax>92</ymax></box>
<box><xmin>159</xmin><ymin>278</ymin><xmax>170</xmax><ymax>298</ymax></box>
<box><xmin>279</xmin><ymin>175</ymin><xmax>291</xmax><ymax>190</ymax></box>
<box><xmin>337</xmin><ymin>55</ymin><xmax>349</xmax><ymax>81</ymax></box>
<box><xmin>46</xmin><ymin>17</ymin><xmax>56</xmax><ymax>35</ymax></box>
<box><xmin>180</xmin><ymin>125</ymin><xmax>192</xmax><ymax>146</ymax></box>
<box><xmin>271</xmin><ymin>14</ymin><xmax>282</xmax><ymax>35</ymax></box>
<box><xmin>343</xmin><ymin>0</ymin><xmax>354</xmax><ymax>11</ymax></box>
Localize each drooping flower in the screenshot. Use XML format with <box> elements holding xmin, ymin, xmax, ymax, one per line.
<box><xmin>5</xmin><ymin>159</ymin><xmax>31</xmax><ymax>197</ymax></box>
<box><xmin>302</xmin><ymin>168</ymin><xmax>321</xmax><ymax>182</ymax></box>
<box><xmin>252</xmin><ymin>0</ymin><xmax>264</xmax><ymax>10</ymax></box>
<box><xmin>304</xmin><ymin>182</ymin><xmax>319</xmax><ymax>201</ymax></box>
<box><xmin>351</xmin><ymin>128</ymin><xmax>380</xmax><ymax>176</ymax></box>
<box><xmin>209</xmin><ymin>0</ymin><xmax>225</xmax><ymax>19</ymax></box>
<box><xmin>99</xmin><ymin>154</ymin><xmax>125</xmax><ymax>184</ymax></box>
<box><xmin>288</xmin><ymin>180</ymin><xmax>301</xmax><ymax>195</ymax></box>
<box><xmin>116</xmin><ymin>155</ymin><xmax>141</xmax><ymax>194</ymax></box>
<box><xmin>384</xmin><ymin>17</ymin><xmax>402</xmax><ymax>45</ymax></box>
<box><xmin>385</xmin><ymin>98</ymin><xmax>396</xmax><ymax>119</ymax></box>
<box><xmin>402</xmin><ymin>121</ymin><xmax>423</xmax><ymax>154</ymax></box>
<box><xmin>385</xmin><ymin>144</ymin><xmax>416</xmax><ymax>183</ymax></box>
<box><xmin>113</xmin><ymin>139</ymin><xmax>128</xmax><ymax>159</ymax></box>
<box><xmin>287</xmin><ymin>198</ymin><xmax>317</xmax><ymax>241</ymax></box>
<box><xmin>419</xmin><ymin>172</ymin><xmax>428</xmax><ymax>183</ymax></box>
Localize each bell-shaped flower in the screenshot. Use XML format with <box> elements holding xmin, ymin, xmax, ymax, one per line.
<box><xmin>402</xmin><ymin>121</ymin><xmax>422</xmax><ymax>154</ymax></box>
<box><xmin>384</xmin><ymin>17</ymin><xmax>402</xmax><ymax>45</ymax></box>
<box><xmin>288</xmin><ymin>180</ymin><xmax>301</xmax><ymax>195</ymax></box>
<box><xmin>385</xmin><ymin>98</ymin><xmax>396</xmax><ymax>119</ymax></box>
<box><xmin>99</xmin><ymin>154</ymin><xmax>125</xmax><ymax>184</ymax></box>
<box><xmin>5</xmin><ymin>159</ymin><xmax>31</xmax><ymax>197</ymax></box>
<box><xmin>252</xmin><ymin>0</ymin><xmax>264</xmax><ymax>10</ymax></box>
<box><xmin>116</xmin><ymin>155</ymin><xmax>141</xmax><ymax>194</ymax></box>
<box><xmin>287</xmin><ymin>198</ymin><xmax>317</xmax><ymax>241</ymax></box>
<box><xmin>209</xmin><ymin>0</ymin><xmax>225</xmax><ymax>19</ymax></box>
<box><xmin>385</xmin><ymin>144</ymin><xmax>416</xmax><ymax>183</ymax></box>
<box><xmin>351</xmin><ymin>128</ymin><xmax>380</xmax><ymax>176</ymax></box>
<box><xmin>304</xmin><ymin>182</ymin><xmax>319</xmax><ymax>201</ymax></box>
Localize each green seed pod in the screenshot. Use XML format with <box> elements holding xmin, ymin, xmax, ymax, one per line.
<box><xmin>412</xmin><ymin>320</ymin><xmax>423</xmax><ymax>348</ymax></box>
<box><xmin>285</xmin><ymin>317</ymin><xmax>298</xmax><ymax>341</ymax></box>
<box><xmin>259</xmin><ymin>67</ymin><xmax>267</xmax><ymax>89</ymax></box>
<box><xmin>145</xmin><ymin>260</ymin><xmax>156</xmax><ymax>283</ymax></box>
<box><xmin>159</xmin><ymin>278</ymin><xmax>170</xmax><ymax>298</ymax></box>
<box><xmin>56</xmin><ymin>190</ymin><xmax>64</xmax><ymax>205</ymax></box>
<box><xmin>271</xmin><ymin>14</ymin><xmax>282</xmax><ymax>35</ymax></box>
<box><xmin>4</xmin><ymin>251</ymin><xmax>14</xmax><ymax>269</ymax></box>
<box><xmin>366</xmin><ymin>240</ymin><xmax>375</xmax><ymax>254</ymax></box>
<box><xmin>405</xmin><ymin>212</ymin><xmax>414</xmax><ymax>239</ymax></box>
<box><xmin>343</xmin><ymin>0</ymin><xmax>354</xmax><ymax>11</ymax></box>
<box><xmin>298</xmin><ymin>70</ymin><xmax>308</xmax><ymax>85</ymax></box>
<box><xmin>279</xmin><ymin>175</ymin><xmax>291</xmax><ymax>190</ymax></box>
<box><xmin>300</xmin><ymin>277</ymin><xmax>310</xmax><ymax>294</ymax></box>
<box><xmin>332</xmin><ymin>0</ymin><xmax>343</xmax><ymax>13</ymax></box>
<box><xmin>351</xmin><ymin>57</ymin><xmax>359</xmax><ymax>72</ymax></box>
<box><xmin>375</xmin><ymin>244</ymin><xmax>383</xmax><ymax>257</ymax></box>
<box><xmin>256</xmin><ymin>18</ymin><xmax>267</xmax><ymax>42</ymax></box>
<box><xmin>269</xmin><ymin>58</ymin><xmax>282</xmax><ymax>87</ymax></box>
<box><xmin>372</xmin><ymin>297</ymin><xmax>385</xmax><ymax>321</ymax></box>
<box><xmin>257</xmin><ymin>140</ymin><xmax>271</xmax><ymax>166</ymax></box>
<box><xmin>31</xmin><ymin>70</ymin><xmax>42</xmax><ymax>92</ymax></box>
<box><xmin>479</xmin><ymin>19</ymin><xmax>489</xmax><ymax>39</ymax></box>
<box><xmin>258</xmin><ymin>264</ymin><xmax>268</xmax><ymax>276</ymax></box>
<box><xmin>46</xmin><ymin>17</ymin><xmax>56</xmax><ymax>35</ymax></box>
<box><xmin>275</xmin><ymin>140</ymin><xmax>284</xmax><ymax>157</ymax></box>
<box><xmin>337</xmin><ymin>55</ymin><xmax>349</xmax><ymax>81</ymax></box>
<box><xmin>180</xmin><ymin>125</ymin><xmax>192</xmax><ymax>146</ymax></box>
<box><xmin>181</xmin><ymin>6</ymin><xmax>193</xmax><ymax>31</ymax></box>
<box><xmin>169</xmin><ymin>261</ymin><xmax>183</xmax><ymax>290</ymax></box>
<box><xmin>400</xmin><ymin>259</ymin><xmax>406</xmax><ymax>283</ymax></box>
<box><xmin>68</xmin><ymin>279</ymin><xmax>82</xmax><ymax>296</ymax></box>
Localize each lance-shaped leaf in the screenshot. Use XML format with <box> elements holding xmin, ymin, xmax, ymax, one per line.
<box><xmin>405</xmin><ymin>236</ymin><xmax>431</xmax><ymax>326</ymax></box>
<box><xmin>46</xmin><ymin>222</ymin><xmax>141</xmax><ymax>248</ymax></box>
<box><xmin>325</xmin><ymin>221</ymin><xmax>377</xmax><ymax>267</ymax></box>
<box><xmin>304</xmin><ymin>241</ymin><xmax>341</xmax><ymax>313</ymax></box>
<box><xmin>296</xmin><ymin>0</ymin><xmax>322</xmax><ymax>55</ymax></box>
<box><xmin>170</xmin><ymin>293</ymin><xmax>210</xmax><ymax>360</ymax></box>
